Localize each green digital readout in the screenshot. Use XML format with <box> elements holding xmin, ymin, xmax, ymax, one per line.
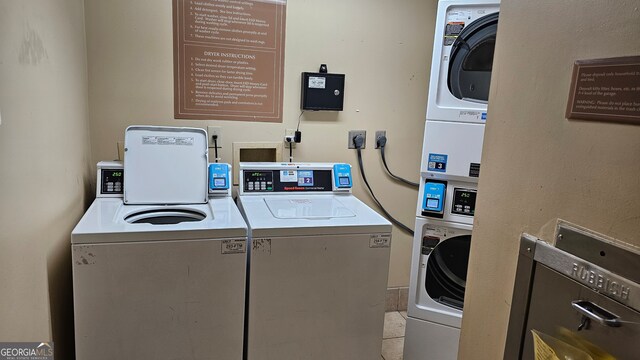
<box><xmin>112</xmin><ymin>172</ymin><xmax>122</xmax><ymax>177</ymax></box>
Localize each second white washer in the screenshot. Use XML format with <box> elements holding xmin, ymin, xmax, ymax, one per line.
<box><xmin>237</xmin><ymin>162</ymin><xmax>392</xmax><ymax>360</ymax></box>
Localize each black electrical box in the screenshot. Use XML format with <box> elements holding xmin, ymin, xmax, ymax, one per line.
<box><xmin>300</xmin><ymin>72</ymin><xmax>345</xmax><ymax>111</ymax></box>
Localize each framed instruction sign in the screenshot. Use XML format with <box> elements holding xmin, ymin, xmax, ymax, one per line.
<box><xmin>566</xmin><ymin>56</ymin><xmax>640</xmax><ymax>125</ymax></box>
<box><xmin>173</xmin><ymin>0</ymin><xmax>287</xmax><ymax>122</ymax></box>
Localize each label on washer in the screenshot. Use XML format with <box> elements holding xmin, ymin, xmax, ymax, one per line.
<box><xmin>308</xmin><ymin>76</ymin><xmax>326</xmax><ymax>89</ymax></box>
<box><xmin>427</xmin><ymin>153</ymin><xmax>448</xmax><ymax>173</ymax></box>
<box><xmin>221</xmin><ymin>239</ymin><xmax>246</xmax><ymax>254</ymax></box>
<box><xmin>280</xmin><ymin>170</ymin><xmax>297</xmax><ymax>182</ymax></box>
<box><xmin>444</xmin><ymin>21</ymin><xmax>465</xmax><ymax>46</ymax></box>
<box><xmin>141</xmin><ymin>136</ymin><xmax>194</xmax><ymax>146</ymax></box>
<box><xmin>425</xmin><ymin>225</ymin><xmax>447</xmax><ymax>237</ymax></box>
<box><xmin>469</xmin><ymin>163</ymin><xmax>481</xmax><ymax>178</ymax></box>
<box><xmin>459</xmin><ymin>111</ymin><xmax>484</xmax><ymax>122</ymax></box>
<box><xmin>252</xmin><ymin>238</ymin><xmax>271</xmax><ymax>254</ymax></box>
<box><xmin>369</xmin><ymin>234</ymin><xmax>391</xmax><ymax>248</ymax></box>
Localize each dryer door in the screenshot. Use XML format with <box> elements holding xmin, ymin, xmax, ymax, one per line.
<box><xmin>447</xmin><ymin>12</ymin><xmax>499</xmax><ymax>102</ymax></box>
<box><xmin>425</xmin><ymin>234</ymin><xmax>471</xmax><ymax>310</ymax></box>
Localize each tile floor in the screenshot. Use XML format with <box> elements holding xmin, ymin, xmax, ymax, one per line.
<box><xmin>381</xmin><ymin>311</ymin><xmax>407</xmax><ymax>360</ymax></box>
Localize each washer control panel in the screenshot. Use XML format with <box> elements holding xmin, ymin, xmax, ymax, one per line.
<box><xmin>243</xmin><ymin>170</ymin><xmax>274</xmax><ymax>192</ymax></box>
<box><xmin>239</xmin><ymin>163</ymin><xmax>352</xmax><ymax>194</ymax></box>
<box><xmin>97</xmin><ymin>161</ymin><xmax>124</xmax><ymax>198</ymax></box>
<box><xmin>451</xmin><ymin>188</ymin><xmax>477</xmax><ymax>216</ymax></box>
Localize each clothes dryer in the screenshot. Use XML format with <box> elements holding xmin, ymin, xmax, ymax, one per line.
<box><xmin>426</xmin><ymin>0</ymin><xmax>500</xmax><ymax>123</ymax></box>
<box><xmin>404</xmin><ymin>179</ymin><xmax>477</xmax><ymax>360</ymax></box>
<box><xmin>404</xmin><ymin>217</ymin><xmax>472</xmax><ymax>360</ymax></box>
<box><xmin>237</xmin><ymin>162</ymin><xmax>392</xmax><ymax>360</ymax></box>
<box><xmin>71</xmin><ymin>126</ymin><xmax>247</xmax><ymax>360</ymax></box>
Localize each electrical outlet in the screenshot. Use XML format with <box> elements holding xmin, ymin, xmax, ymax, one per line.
<box><xmin>284</xmin><ymin>128</ymin><xmax>296</xmax><ymax>148</ymax></box>
<box><xmin>375</xmin><ymin>130</ymin><xmax>386</xmax><ymax>149</ymax></box>
<box><xmin>207</xmin><ymin>126</ymin><xmax>222</xmax><ymax>148</ymax></box>
<box><xmin>348</xmin><ymin>130</ymin><xmax>366</xmax><ymax>149</ymax></box>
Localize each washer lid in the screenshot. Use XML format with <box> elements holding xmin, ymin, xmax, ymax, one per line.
<box><xmin>264</xmin><ymin>197</ymin><xmax>356</xmax><ymax>219</ymax></box>
<box><xmin>124</xmin><ymin>126</ymin><xmax>208</xmax><ymax>204</ymax></box>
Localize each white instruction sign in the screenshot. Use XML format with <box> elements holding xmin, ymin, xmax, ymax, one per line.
<box><xmin>308</xmin><ymin>76</ymin><xmax>326</xmax><ymax>89</ymax></box>
<box><xmin>369</xmin><ymin>234</ymin><xmax>391</xmax><ymax>248</ymax></box>
<box><xmin>280</xmin><ymin>170</ymin><xmax>297</xmax><ymax>182</ymax></box>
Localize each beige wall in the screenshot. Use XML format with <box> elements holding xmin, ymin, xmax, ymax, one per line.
<box><xmin>84</xmin><ymin>0</ymin><xmax>438</xmax><ymax>287</ymax></box>
<box><xmin>0</xmin><ymin>0</ymin><xmax>91</xmax><ymax>358</ymax></box>
<box><xmin>459</xmin><ymin>1</ymin><xmax>640</xmax><ymax>358</ymax></box>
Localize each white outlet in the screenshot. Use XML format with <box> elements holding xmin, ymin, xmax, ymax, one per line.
<box><xmin>284</xmin><ymin>128</ymin><xmax>296</xmax><ymax>148</ymax></box>
<box><xmin>207</xmin><ymin>126</ymin><xmax>222</xmax><ymax>148</ymax></box>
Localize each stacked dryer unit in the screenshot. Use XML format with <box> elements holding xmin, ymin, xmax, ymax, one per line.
<box><xmin>404</xmin><ymin>1</ymin><xmax>499</xmax><ymax>359</ymax></box>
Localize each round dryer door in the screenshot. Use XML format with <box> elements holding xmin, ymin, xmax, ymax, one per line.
<box><xmin>447</xmin><ymin>12</ymin><xmax>499</xmax><ymax>102</ymax></box>
<box><xmin>425</xmin><ymin>234</ymin><xmax>471</xmax><ymax>311</ymax></box>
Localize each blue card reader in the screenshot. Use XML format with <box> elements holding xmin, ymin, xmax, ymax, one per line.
<box><xmin>333</xmin><ymin>163</ymin><xmax>352</xmax><ymax>188</ymax></box>
<box><xmin>423</xmin><ymin>182</ymin><xmax>446</xmax><ymax>214</ymax></box>
<box><xmin>209</xmin><ymin>163</ymin><xmax>230</xmax><ymax>191</ymax></box>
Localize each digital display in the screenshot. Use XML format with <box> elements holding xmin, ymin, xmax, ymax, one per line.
<box><xmin>452</xmin><ymin>188</ymin><xmax>477</xmax><ymax>216</ymax></box>
<box><xmin>297</xmin><ymin>170</ymin><xmax>314</xmax><ymax>186</ymax></box>
<box><xmin>426</xmin><ymin>198</ymin><xmax>440</xmax><ymax>209</ymax></box>
<box><xmin>339</xmin><ymin>176</ymin><xmax>350</xmax><ymax>185</ymax></box>
<box><xmin>101</xmin><ymin>169</ymin><xmax>123</xmax><ymax>194</ymax></box>
<box><xmin>213</xmin><ymin>178</ymin><xmax>226</xmax><ymax>187</ymax></box>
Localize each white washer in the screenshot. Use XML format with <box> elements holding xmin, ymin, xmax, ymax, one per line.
<box><xmin>72</xmin><ymin>126</ymin><xmax>248</xmax><ymax>360</ymax></box>
<box><xmin>237</xmin><ymin>162</ymin><xmax>392</xmax><ymax>360</ymax></box>
<box><xmin>426</xmin><ymin>0</ymin><xmax>500</xmax><ymax>123</ymax></box>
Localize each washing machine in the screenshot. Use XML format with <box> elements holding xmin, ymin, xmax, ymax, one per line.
<box><xmin>404</xmin><ymin>179</ymin><xmax>477</xmax><ymax>360</ymax></box>
<box><xmin>236</xmin><ymin>162</ymin><xmax>392</xmax><ymax>360</ymax></box>
<box><xmin>426</xmin><ymin>0</ymin><xmax>500</xmax><ymax>123</ymax></box>
<box><xmin>71</xmin><ymin>126</ymin><xmax>248</xmax><ymax>360</ymax></box>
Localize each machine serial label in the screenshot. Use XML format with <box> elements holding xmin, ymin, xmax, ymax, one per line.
<box><xmin>142</xmin><ymin>136</ymin><xmax>194</xmax><ymax>146</ymax></box>
<box><xmin>280</xmin><ymin>170</ymin><xmax>297</xmax><ymax>182</ymax></box>
<box><xmin>308</xmin><ymin>76</ymin><xmax>326</xmax><ymax>89</ymax></box>
<box><xmin>425</xmin><ymin>226</ymin><xmax>447</xmax><ymax>237</ymax></box>
<box><xmin>458</xmin><ymin>111</ymin><xmax>483</xmax><ymax>121</ymax></box>
<box><xmin>221</xmin><ymin>239</ymin><xmax>246</xmax><ymax>254</ymax></box>
<box><xmin>252</xmin><ymin>238</ymin><xmax>272</xmax><ymax>254</ymax></box>
<box><xmin>369</xmin><ymin>234</ymin><xmax>391</xmax><ymax>248</ymax></box>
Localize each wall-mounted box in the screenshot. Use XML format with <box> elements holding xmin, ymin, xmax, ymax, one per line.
<box><xmin>300</xmin><ymin>72</ymin><xmax>345</xmax><ymax>111</ymax></box>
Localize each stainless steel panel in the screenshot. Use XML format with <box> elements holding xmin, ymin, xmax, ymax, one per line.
<box><xmin>246</xmin><ymin>233</ymin><xmax>391</xmax><ymax>360</ymax></box>
<box><xmin>556</xmin><ymin>222</ymin><xmax>640</xmax><ymax>285</ymax></box>
<box><xmin>503</xmin><ymin>234</ymin><xmax>537</xmax><ymax>359</ymax></box>
<box><xmin>505</xmin><ymin>230</ymin><xmax>640</xmax><ymax>360</ymax></box>
<box><xmin>522</xmin><ymin>264</ymin><xmax>640</xmax><ymax>360</ymax></box>
<box><xmin>73</xmin><ymin>238</ymin><xmax>246</xmax><ymax>360</ymax></box>
<box><xmin>534</xmin><ymin>241</ymin><xmax>640</xmax><ymax>311</ymax></box>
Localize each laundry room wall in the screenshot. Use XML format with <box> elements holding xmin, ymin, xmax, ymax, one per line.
<box><xmin>0</xmin><ymin>0</ymin><xmax>91</xmax><ymax>358</ymax></box>
<box><xmin>84</xmin><ymin>0</ymin><xmax>438</xmax><ymax>288</ymax></box>
<box><xmin>458</xmin><ymin>1</ymin><xmax>640</xmax><ymax>359</ymax></box>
